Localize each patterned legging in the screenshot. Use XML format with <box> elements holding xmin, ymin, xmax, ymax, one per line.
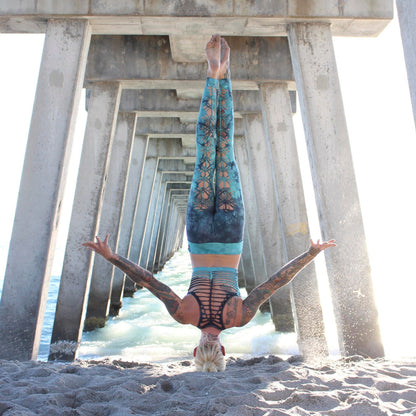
<box><xmin>186</xmin><ymin>77</ymin><xmax>245</xmax><ymax>245</ymax></box>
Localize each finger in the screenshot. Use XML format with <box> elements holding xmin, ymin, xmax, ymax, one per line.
<box><xmin>104</xmin><ymin>234</ymin><xmax>109</xmax><ymax>244</ymax></box>
<box><xmin>96</xmin><ymin>236</ymin><xmax>101</xmax><ymax>243</ymax></box>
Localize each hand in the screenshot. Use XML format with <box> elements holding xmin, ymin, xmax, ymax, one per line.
<box><xmin>310</xmin><ymin>239</ymin><xmax>337</xmax><ymax>252</ymax></box>
<box><xmin>82</xmin><ymin>234</ymin><xmax>114</xmax><ymax>260</ymax></box>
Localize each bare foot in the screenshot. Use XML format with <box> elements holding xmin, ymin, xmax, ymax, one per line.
<box><xmin>219</xmin><ymin>37</ymin><xmax>230</xmax><ymax>79</ymax></box>
<box><xmin>205</xmin><ymin>34</ymin><xmax>221</xmax><ymax>78</ymax></box>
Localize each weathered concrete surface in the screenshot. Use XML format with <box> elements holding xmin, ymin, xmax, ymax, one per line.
<box><xmin>240</xmin><ymin>228</ymin><xmax>257</xmax><ymax>294</ymax></box>
<box><xmin>234</xmin><ymin>136</ymin><xmax>269</xmax><ymax>289</ymax></box>
<box><xmin>396</xmin><ymin>0</ymin><xmax>416</xmax><ymax>129</ymax></box>
<box><xmin>110</xmin><ymin>135</ymin><xmax>148</xmax><ymax>313</ymax></box>
<box><xmin>135</xmin><ymin>118</ymin><xmax>244</xmax><ymax>147</ymax></box>
<box><xmin>0</xmin><ymin>0</ymin><xmax>392</xmax><ymax>37</ymax></box>
<box><xmin>110</xmin><ymin>135</ymin><xmax>148</xmax><ymax>312</ymax></box>
<box><xmin>155</xmin><ymin>188</ymin><xmax>190</xmax><ymax>272</ymax></box>
<box><xmin>118</xmin><ymin>89</ymin><xmax>296</xmax><ymax>117</ymax></box>
<box><xmin>159</xmin><ymin>189</ymin><xmax>188</xmax><ymax>265</ymax></box>
<box><xmin>85</xmin><ymin>36</ymin><xmax>293</xmax><ymax>84</ymax></box>
<box><xmin>129</xmin><ymin>156</ymin><xmax>158</xmax><ymax>265</ymax></box>
<box><xmin>139</xmin><ymin>169</ymin><xmax>163</xmax><ymax>268</ymax></box>
<box><xmin>288</xmin><ymin>23</ymin><xmax>384</xmax><ymax>358</ymax></box>
<box><xmin>146</xmin><ymin>175</ymin><xmax>192</xmax><ymax>270</ymax></box>
<box><xmin>260</xmin><ymin>83</ymin><xmax>328</xmax><ymax>358</ymax></box>
<box><xmin>144</xmin><ymin>138</ymin><xmax>196</xmax><ymax>159</ymax></box>
<box><xmin>49</xmin><ymin>82</ymin><xmax>121</xmax><ymax>361</ymax></box>
<box><xmin>243</xmin><ymin>113</ymin><xmax>294</xmax><ymax>332</ymax></box>
<box><xmin>0</xmin><ymin>20</ymin><xmax>91</xmax><ymax>361</ymax></box>
<box><xmin>85</xmin><ymin>113</ymin><xmax>136</xmax><ymax>331</ymax></box>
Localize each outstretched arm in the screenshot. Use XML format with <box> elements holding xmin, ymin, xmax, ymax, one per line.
<box><xmin>83</xmin><ymin>235</ymin><xmax>189</xmax><ymax>324</ymax></box>
<box><xmin>239</xmin><ymin>239</ymin><xmax>336</xmax><ymax>327</ymax></box>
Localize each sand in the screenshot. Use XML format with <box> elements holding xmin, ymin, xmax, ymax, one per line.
<box><xmin>1</xmin><ymin>355</ymin><xmax>416</xmax><ymax>415</ymax></box>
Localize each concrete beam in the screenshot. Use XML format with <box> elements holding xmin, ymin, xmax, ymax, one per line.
<box><xmin>145</xmin><ymin>137</ymin><xmax>196</xmax><ymax>159</ymax></box>
<box><xmin>135</xmin><ymin>118</ymin><xmax>245</xmax><ymax>147</ymax></box>
<box><xmin>288</xmin><ymin>23</ymin><xmax>384</xmax><ymax>358</ymax></box>
<box><xmin>0</xmin><ymin>20</ymin><xmax>91</xmax><ymax>361</ymax></box>
<box><xmin>0</xmin><ymin>1</ymin><xmax>392</xmax><ymax>37</ymax></box>
<box><xmin>85</xmin><ymin>36</ymin><xmax>294</xmax><ymax>85</ymax></box>
<box><xmin>119</xmin><ymin>89</ymin><xmax>297</xmax><ymax>114</ymax></box>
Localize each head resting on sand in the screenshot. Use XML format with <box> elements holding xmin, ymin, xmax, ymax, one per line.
<box><xmin>194</xmin><ymin>332</ymin><xmax>226</xmax><ymax>372</ymax></box>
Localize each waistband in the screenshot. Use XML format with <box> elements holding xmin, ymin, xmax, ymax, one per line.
<box><xmin>188</xmin><ymin>241</ymin><xmax>243</xmax><ymax>255</ymax></box>
<box><xmin>193</xmin><ymin>266</ymin><xmax>238</xmax><ymax>274</ymax></box>
<box><xmin>191</xmin><ymin>267</ymin><xmax>240</xmax><ymax>295</ymax></box>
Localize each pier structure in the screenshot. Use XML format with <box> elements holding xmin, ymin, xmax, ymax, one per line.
<box><xmin>396</xmin><ymin>0</ymin><xmax>416</xmax><ymax>129</ymax></box>
<box><xmin>0</xmin><ymin>1</ymin><xmax>393</xmax><ymax>361</ymax></box>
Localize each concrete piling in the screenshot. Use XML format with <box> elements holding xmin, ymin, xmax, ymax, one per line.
<box><xmin>49</xmin><ymin>82</ymin><xmax>121</xmax><ymax>361</ymax></box>
<box><xmin>288</xmin><ymin>23</ymin><xmax>384</xmax><ymax>358</ymax></box>
<box><xmin>243</xmin><ymin>113</ymin><xmax>294</xmax><ymax>332</ymax></box>
<box><xmin>85</xmin><ymin>112</ymin><xmax>136</xmax><ymax>331</ymax></box>
<box><xmin>260</xmin><ymin>82</ymin><xmax>328</xmax><ymax>357</ymax></box>
<box><xmin>110</xmin><ymin>135</ymin><xmax>148</xmax><ymax>315</ymax></box>
<box><xmin>0</xmin><ymin>20</ymin><xmax>91</xmax><ymax>361</ymax></box>
<box><xmin>396</xmin><ymin>0</ymin><xmax>416</xmax><ymax>129</ymax></box>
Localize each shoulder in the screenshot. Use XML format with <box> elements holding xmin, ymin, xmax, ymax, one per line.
<box><xmin>175</xmin><ymin>294</ymin><xmax>199</xmax><ymax>326</ymax></box>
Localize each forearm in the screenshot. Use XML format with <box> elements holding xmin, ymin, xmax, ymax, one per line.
<box><xmin>108</xmin><ymin>253</ymin><xmax>153</xmax><ymax>285</ymax></box>
<box><xmin>241</xmin><ymin>246</ymin><xmax>321</xmax><ymax>326</ymax></box>
<box><xmin>108</xmin><ymin>253</ymin><xmax>184</xmax><ymax>320</ymax></box>
<box><xmin>268</xmin><ymin>246</ymin><xmax>321</xmax><ymax>290</ymax></box>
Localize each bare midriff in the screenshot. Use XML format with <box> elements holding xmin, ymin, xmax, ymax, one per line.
<box><xmin>190</xmin><ymin>253</ymin><xmax>241</xmax><ymax>269</ymax></box>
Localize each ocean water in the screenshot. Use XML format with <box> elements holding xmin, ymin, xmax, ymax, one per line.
<box><xmin>0</xmin><ymin>247</ymin><xmax>301</xmax><ymax>362</ymax></box>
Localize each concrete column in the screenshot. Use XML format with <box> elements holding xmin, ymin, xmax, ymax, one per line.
<box><xmin>243</xmin><ymin>113</ymin><xmax>294</xmax><ymax>332</ymax></box>
<box><xmin>154</xmin><ymin>186</ymin><xmax>172</xmax><ymax>272</ymax></box>
<box><xmin>0</xmin><ymin>20</ymin><xmax>91</xmax><ymax>361</ymax></box>
<box><xmin>151</xmin><ymin>181</ymin><xmax>171</xmax><ymax>273</ymax></box>
<box><xmin>85</xmin><ymin>113</ymin><xmax>136</xmax><ymax>330</ymax></box>
<box><xmin>396</xmin><ymin>0</ymin><xmax>416</xmax><ymax>128</ymax></box>
<box><xmin>157</xmin><ymin>187</ymin><xmax>189</xmax><ymax>270</ymax></box>
<box><xmin>260</xmin><ymin>83</ymin><xmax>327</xmax><ymax>358</ymax></box>
<box><xmin>110</xmin><ymin>135</ymin><xmax>148</xmax><ymax>315</ymax></box>
<box><xmin>149</xmin><ymin>180</ymin><xmax>188</xmax><ymax>273</ymax></box>
<box><xmin>288</xmin><ymin>23</ymin><xmax>384</xmax><ymax>358</ymax></box>
<box><xmin>49</xmin><ymin>81</ymin><xmax>121</xmax><ymax>361</ymax></box>
<box><xmin>146</xmin><ymin>179</ymin><xmax>167</xmax><ymax>271</ymax></box>
<box><xmin>164</xmin><ymin>199</ymin><xmax>178</xmax><ymax>261</ymax></box>
<box><xmin>129</xmin><ymin>156</ymin><xmax>158</xmax><ymax>265</ymax></box>
<box><xmin>234</xmin><ymin>136</ymin><xmax>268</xmax><ymax>288</ymax></box>
<box><xmin>169</xmin><ymin>205</ymin><xmax>181</xmax><ymax>257</ymax></box>
<box><xmin>240</xmin><ymin>227</ymin><xmax>256</xmax><ymax>293</ymax></box>
<box><xmin>139</xmin><ymin>167</ymin><xmax>163</xmax><ymax>268</ymax></box>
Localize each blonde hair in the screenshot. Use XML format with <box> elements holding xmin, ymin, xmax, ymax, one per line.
<box><xmin>194</xmin><ymin>343</ymin><xmax>226</xmax><ymax>372</ymax></box>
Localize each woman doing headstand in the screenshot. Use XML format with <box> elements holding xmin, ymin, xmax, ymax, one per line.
<box><xmin>83</xmin><ymin>35</ymin><xmax>336</xmax><ymax>372</ymax></box>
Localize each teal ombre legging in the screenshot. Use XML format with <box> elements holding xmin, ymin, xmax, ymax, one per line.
<box><xmin>186</xmin><ymin>77</ymin><xmax>245</xmax><ymax>253</ymax></box>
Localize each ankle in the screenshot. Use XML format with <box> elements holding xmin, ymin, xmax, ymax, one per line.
<box><xmin>207</xmin><ymin>68</ymin><xmax>220</xmax><ymax>79</ymax></box>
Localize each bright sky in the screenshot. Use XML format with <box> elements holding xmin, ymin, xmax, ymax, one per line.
<box><xmin>0</xmin><ymin>10</ymin><xmax>415</xmax><ymax>358</ymax></box>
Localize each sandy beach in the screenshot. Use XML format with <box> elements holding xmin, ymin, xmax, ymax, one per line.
<box><xmin>1</xmin><ymin>355</ymin><xmax>416</xmax><ymax>415</ymax></box>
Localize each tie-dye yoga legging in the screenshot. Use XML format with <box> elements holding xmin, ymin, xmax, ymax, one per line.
<box><xmin>186</xmin><ymin>77</ymin><xmax>245</xmax><ymax>255</ymax></box>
